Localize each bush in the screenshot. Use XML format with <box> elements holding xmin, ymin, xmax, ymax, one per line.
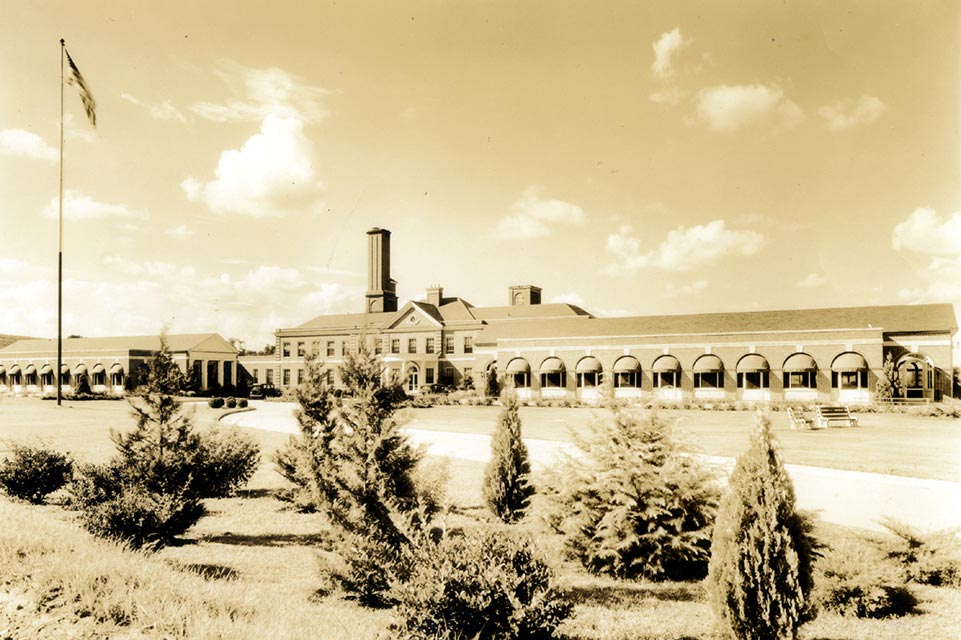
<box><xmin>483</xmin><ymin>387</ymin><xmax>534</xmax><ymax>523</ymax></box>
<box><xmin>195</xmin><ymin>427</ymin><xmax>260</xmax><ymax>498</ymax></box>
<box><xmin>814</xmin><ymin>538</ymin><xmax>919</xmax><ymax>618</ymax></box>
<box><xmin>0</xmin><ymin>443</ymin><xmax>73</xmax><ymax>504</ymax></box>
<box><xmin>545</xmin><ymin>404</ymin><xmax>719</xmax><ymax>581</ymax></box>
<box><xmin>391</xmin><ymin>529</ymin><xmax>572</xmax><ymax>640</ymax></box>
<box><xmin>237</xmin><ymin>398</ymin><xmax>248</xmax><ymax>408</ymax></box>
<box><xmin>208</xmin><ymin>397</ymin><xmax>224</xmax><ymax>409</ymax></box>
<box><xmin>708</xmin><ymin>413</ymin><xmax>817</xmax><ymax>640</ymax></box>
<box><xmin>225</xmin><ymin>397</ymin><xmax>237</xmax><ymax>409</ymax></box>
<box><xmin>879</xmin><ymin>518</ymin><xmax>961</xmax><ymax>587</ymax></box>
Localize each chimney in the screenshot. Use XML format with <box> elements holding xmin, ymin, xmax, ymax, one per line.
<box><xmin>426</xmin><ymin>285</ymin><xmax>443</xmax><ymax>307</ymax></box>
<box><xmin>365</xmin><ymin>228</ymin><xmax>398</xmax><ymax>313</ymax></box>
<box><xmin>509</xmin><ymin>285</ymin><xmax>542</xmax><ymax>306</ymax></box>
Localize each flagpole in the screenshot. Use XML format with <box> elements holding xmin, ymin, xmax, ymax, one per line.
<box><xmin>57</xmin><ymin>38</ymin><xmax>64</xmax><ymax>407</ymax></box>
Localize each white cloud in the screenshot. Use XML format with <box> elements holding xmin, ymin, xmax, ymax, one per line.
<box><xmin>182</xmin><ymin>114</ymin><xmax>324</xmax><ymax>217</ymax></box>
<box><xmin>120</xmin><ymin>92</ymin><xmax>188</xmax><ymax>123</ymax></box>
<box><xmin>695</xmin><ymin>84</ymin><xmax>803</xmax><ymax>133</ymax></box>
<box><xmin>549</xmin><ymin>292</ymin><xmax>587</xmax><ymax>307</ymax></box>
<box><xmin>63</xmin><ymin>113</ymin><xmax>96</xmax><ymax>143</ymax></box>
<box><xmin>796</xmin><ymin>272</ymin><xmax>827</xmax><ymax>288</ymax></box>
<box><xmin>604</xmin><ymin>220</ymin><xmax>765</xmax><ymax>275</ymax></box>
<box><xmin>898</xmin><ymin>255</ymin><xmax>961</xmax><ymax>305</ymax></box>
<box><xmin>891</xmin><ymin>208</ymin><xmax>961</xmax><ymax>256</ymax></box>
<box><xmin>495</xmin><ymin>187</ymin><xmax>586</xmax><ymax>239</ymax></box>
<box><xmin>651</xmin><ymin>28</ymin><xmax>692</xmax><ymax>79</ymax></box>
<box><xmin>666</xmin><ymin>279</ymin><xmax>709</xmax><ymax>298</ymax></box>
<box><xmin>191</xmin><ymin>63</ymin><xmax>327</xmax><ymax>124</ymax></box>
<box><xmin>0</xmin><ymin>129</ymin><xmax>57</xmax><ymax>162</ymax></box>
<box><xmin>817</xmin><ymin>96</ymin><xmax>885</xmax><ymax>131</ymax></box>
<box><xmin>43</xmin><ymin>189</ymin><xmax>147</xmax><ymax>221</ymax></box>
<box><xmin>167</xmin><ymin>224</ymin><xmax>193</xmax><ymax>239</ymax></box>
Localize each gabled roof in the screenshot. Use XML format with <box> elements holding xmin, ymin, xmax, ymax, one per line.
<box><xmin>470</xmin><ymin>303</ymin><xmax>593</xmax><ymax>322</ymax></box>
<box><xmin>0</xmin><ymin>333</ymin><xmax>236</xmax><ymax>356</ymax></box>
<box><xmin>294</xmin><ymin>310</ymin><xmax>398</xmax><ymax>331</ymax></box>
<box><xmin>383</xmin><ymin>301</ymin><xmax>444</xmax><ymax>329</ymax></box>
<box><xmin>436</xmin><ymin>298</ymin><xmax>478</xmax><ymax>322</ymax></box>
<box><xmin>476</xmin><ymin>303</ymin><xmax>958</xmax><ymax>345</ymax></box>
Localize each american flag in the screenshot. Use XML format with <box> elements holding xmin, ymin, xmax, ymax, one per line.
<box><xmin>65</xmin><ymin>47</ymin><xmax>96</xmax><ymax>126</ymax></box>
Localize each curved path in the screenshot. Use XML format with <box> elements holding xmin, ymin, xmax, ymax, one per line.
<box><xmin>223</xmin><ymin>402</ymin><xmax>961</xmax><ymax>534</ymax></box>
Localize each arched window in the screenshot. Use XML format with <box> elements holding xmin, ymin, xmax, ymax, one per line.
<box><xmin>831</xmin><ymin>352</ymin><xmax>868</xmax><ymax>390</ymax></box>
<box><xmin>736</xmin><ymin>354</ymin><xmax>769</xmax><ymax>389</ymax></box>
<box><xmin>39</xmin><ymin>364</ymin><xmax>53</xmax><ymax>387</ymax></box>
<box><xmin>110</xmin><ymin>363</ymin><xmax>125</xmax><ymax>388</ymax></box>
<box><xmin>540</xmin><ymin>357</ymin><xmax>566</xmax><ymax>389</ymax></box>
<box><xmin>612</xmin><ymin>356</ymin><xmax>641</xmax><ymax>388</ymax></box>
<box><xmin>91</xmin><ymin>363</ymin><xmax>106</xmax><ymax>387</ymax></box>
<box><xmin>575</xmin><ymin>357</ymin><xmax>602</xmax><ymax>388</ymax></box>
<box><xmin>693</xmin><ymin>355</ymin><xmax>723</xmax><ymax>389</ymax></box>
<box><xmin>782</xmin><ymin>353</ymin><xmax>817</xmax><ymax>389</ymax></box>
<box><xmin>652</xmin><ymin>355</ymin><xmax>680</xmax><ymax>389</ymax></box>
<box><xmin>505</xmin><ymin>358</ymin><xmax>531</xmax><ymax>389</ymax></box>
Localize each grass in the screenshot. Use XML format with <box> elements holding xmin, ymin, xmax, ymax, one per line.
<box><xmin>1</xmin><ymin>395</ymin><xmax>960</xmax><ymax>638</ymax></box>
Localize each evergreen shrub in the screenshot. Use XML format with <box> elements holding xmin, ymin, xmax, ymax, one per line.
<box><xmin>391</xmin><ymin>529</ymin><xmax>572</xmax><ymax>640</ymax></box>
<box><xmin>208</xmin><ymin>397</ymin><xmax>224</xmax><ymax>409</ymax></box>
<box><xmin>546</xmin><ymin>403</ymin><xmax>719</xmax><ymax>581</ymax></box>
<box><xmin>225</xmin><ymin>397</ymin><xmax>236</xmax><ymax>409</ymax></box>
<box><xmin>813</xmin><ymin>538</ymin><xmax>918</xmax><ymax>618</ymax></box>
<box><xmin>707</xmin><ymin>413</ymin><xmax>817</xmax><ymax>639</ymax></box>
<box><xmin>879</xmin><ymin>518</ymin><xmax>961</xmax><ymax>587</ymax></box>
<box><xmin>482</xmin><ymin>387</ymin><xmax>534</xmax><ymax>523</ymax></box>
<box><xmin>0</xmin><ymin>443</ymin><xmax>73</xmax><ymax>504</ymax></box>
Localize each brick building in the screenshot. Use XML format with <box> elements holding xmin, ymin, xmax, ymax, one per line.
<box><xmin>240</xmin><ymin>228</ymin><xmax>958</xmax><ymax>404</ymax></box>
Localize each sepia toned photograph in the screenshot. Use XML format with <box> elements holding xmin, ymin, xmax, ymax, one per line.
<box><xmin>0</xmin><ymin>1</ymin><xmax>959</xmax><ymax>638</ymax></box>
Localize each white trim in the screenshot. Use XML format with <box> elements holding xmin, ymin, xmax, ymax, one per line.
<box><xmin>881</xmin><ymin>338</ymin><xmax>950</xmax><ymax>347</ymax></box>
<box><xmin>490</xmin><ymin>337</ymin><xmax>884</xmax><ymax>353</ymax></box>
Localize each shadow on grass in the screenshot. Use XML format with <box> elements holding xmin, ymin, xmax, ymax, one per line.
<box><xmin>199</xmin><ymin>531</ymin><xmax>334</xmax><ymax>549</ymax></box>
<box><xmin>177</xmin><ymin>563</ymin><xmax>240</xmax><ymax>581</ymax></box>
<box><xmin>231</xmin><ymin>488</ymin><xmax>279</xmax><ymax>499</ymax></box>
<box><xmin>564</xmin><ymin>582</ymin><xmax>703</xmax><ymax>608</ymax></box>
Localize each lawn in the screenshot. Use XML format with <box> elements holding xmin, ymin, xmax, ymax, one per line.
<box><xmin>1</xmin><ymin>396</ymin><xmax>960</xmax><ymax>639</ymax></box>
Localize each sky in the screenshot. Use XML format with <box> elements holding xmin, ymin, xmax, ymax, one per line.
<box><xmin>0</xmin><ymin>1</ymin><xmax>958</xmax><ymax>351</ymax></box>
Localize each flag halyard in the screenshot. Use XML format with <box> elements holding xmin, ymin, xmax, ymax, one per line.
<box><xmin>64</xmin><ymin>48</ymin><xmax>96</xmax><ymax>127</ymax></box>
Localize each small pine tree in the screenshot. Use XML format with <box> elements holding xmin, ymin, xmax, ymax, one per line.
<box><xmin>483</xmin><ymin>387</ymin><xmax>534</xmax><ymax>523</ymax></box>
<box><xmin>876</xmin><ymin>352</ymin><xmax>902</xmax><ymax>401</ymax></box>
<box><xmin>74</xmin><ymin>372</ymin><xmax>91</xmax><ymax>395</ymax></box>
<box><xmin>708</xmin><ymin>413</ymin><xmax>816</xmax><ymax>640</ymax></box>
<box><xmin>485</xmin><ymin>367</ymin><xmax>500</xmax><ymax>398</ymax></box>
<box><xmin>294</xmin><ymin>345</ymin><xmax>433</xmax><ymax>605</ymax></box>
<box><xmin>546</xmin><ymin>404</ymin><xmax>719</xmax><ymax>581</ymax></box>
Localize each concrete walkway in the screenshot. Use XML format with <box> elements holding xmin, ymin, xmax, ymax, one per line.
<box><xmin>222</xmin><ymin>401</ymin><xmax>961</xmax><ymax>534</ymax></box>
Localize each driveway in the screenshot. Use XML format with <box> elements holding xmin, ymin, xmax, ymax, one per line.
<box><xmin>222</xmin><ymin>401</ymin><xmax>961</xmax><ymax>534</ymax></box>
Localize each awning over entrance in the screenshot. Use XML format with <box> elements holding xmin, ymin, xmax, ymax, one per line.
<box><xmin>783</xmin><ymin>353</ymin><xmax>816</xmax><ymax>372</ymax></box>
<box><xmin>575</xmin><ymin>356</ymin><xmax>602</xmax><ymax>373</ymax></box>
<box><xmin>505</xmin><ymin>358</ymin><xmax>530</xmax><ymax>374</ymax></box>
<box><xmin>652</xmin><ymin>355</ymin><xmax>680</xmax><ymax>372</ymax></box>
<box><xmin>540</xmin><ymin>357</ymin><xmax>566</xmax><ymax>373</ymax></box>
<box><xmin>693</xmin><ymin>355</ymin><xmax>723</xmax><ymax>373</ymax></box>
<box><xmin>736</xmin><ymin>354</ymin><xmax>769</xmax><ymax>372</ymax></box>
<box><xmin>832</xmin><ymin>352</ymin><xmax>867</xmax><ymax>371</ymax></box>
<box><xmin>613</xmin><ymin>356</ymin><xmax>640</xmax><ymax>372</ymax></box>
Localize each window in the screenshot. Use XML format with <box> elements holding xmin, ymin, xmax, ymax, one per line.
<box><xmin>282</xmin><ymin>341</ymin><xmax>290</xmax><ymax>357</ymax></box>
<box><xmin>541</xmin><ymin>372</ymin><xmax>566</xmax><ymax>388</ymax></box>
<box><xmin>252</xmin><ymin>368</ymin><xmax>259</xmax><ymax>384</ymax></box>
<box><xmin>391</xmin><ymin>338</ymin><xmax>400</xmax><ymax>354</ymax></box>
<box><xmin>653</xmin><ymin>371</ymin><xmax>678</xmax><ymax>388</ymax></box>
<box><xmin>441</xmin><ymin>363</ymin><xmax>455</xmax><ymax>383</ymax></box>
<box><xmin>425</xmin><ymin>367</ymin><xmax>434</xmax><ymax>385</ymax></box>
<box><xmin>904</xmin><ymin>363</ymin><xmax>922</xmax><ymax>389</ymax></box>
<box><xmin>577</xmin><ymin>371</ymin><xmax>599</xmax><ymax>388</ymax></box>
<box><xmin>784</xmin><ymin>371</ymin><xmax>815</xmax><ymax>389</ymax></box>
<box><xmin>297</xmin><ymin>341</ymin><xmax>305</xmax><ymax>357</ymax></box>
<box><xmin>463</xmin><ymin>336</ymin><xmax>473</xmax><ymax>354</ymax></box>
<box><xmin>445</xmin><ymin>336</ymin><xmax>455</xmax><ymax>354</ymax></box>
<box><xmin>266</xmin><ymin>369</ymin><xmax>274</xmax><ymax>385</ymax></box>
<box><xmin>297</xmin><ymin>369</ymin><xmax>304</xmax><ymax>385</ymax></box>
<box><xmin>614</xmin><ymin>371</ymin><xmax>638</xmax><ymax>388</ymax></box>
<box><xmin>695</xmin><ymin>372</ymin><xmax>723</xmax><ymax>389</ymax></box>
<box><xmin>425</xmin><ymin>337</ymin><xmax>435</xmax><ymax>354</ymax></box>
<box><xmin>835</xmin><ymin>370</ymin><xmax>867</xmax><ymax>390</ymax></box>
<box><xmin>326</xmin><ymin>370</ymin><xmax>334</xmax><ymax>386</ymax></box>
<box><xmin>326</xmin><ymin>340</ymin><xmax>335</xmax><ymax>357</ymax></box>
<box><xmin>283</xmin><ymin>369</ymin><xmax>291</xmax><ymax>386</ymax></box>
<box><xmin>464</xmin><ymin>367</ymin><xmax>472</xmax><ymax>379</ymax></box>
<box><xmin>374</xmin><ymin>338</ymin><xmax>382</xmax><ymax>355</ymax></box>
<box><xmin>737</xmin><ymin>371</ymin><xmax>769</xmax><ymax>389</ymax></box>
<box><xmin>408</xmin><ymin>338</ymin><xmax>417</xmax><ymax>354</ymax></box>
<box><xmin>311</xmin><ymin>341</ymin><xmax>320</xmax><ymax>355</ymax></box>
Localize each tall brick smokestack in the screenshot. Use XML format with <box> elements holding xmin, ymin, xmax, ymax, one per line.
<box><xmin>365</xmin><ymin>228</ymin><xmax>398</xmax><ymax>313</ymax></box>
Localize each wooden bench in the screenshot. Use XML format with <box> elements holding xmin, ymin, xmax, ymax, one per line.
<box><xmin>815</xmin><ymin>405</ymin><xmax>859</xmax><ymax>428</ymax></box>
<box><xmin>787</xmin><ymin>407</ymin><xmax>815</xmax><ymax>430</ymax></box>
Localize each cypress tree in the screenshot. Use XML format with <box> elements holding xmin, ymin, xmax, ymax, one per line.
<box><xmin>483</xmin><ymin>387</ymin><xmax>534</xmax><ymax>523</ymax></box>
<box><xmin>708</xmin><ymin>413</ymin><xmax>816</xmax><ymax>640</ymax></box>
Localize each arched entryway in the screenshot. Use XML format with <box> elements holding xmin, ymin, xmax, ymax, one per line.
<box><xmin>897</xmin><ymin>352</ymin><xmax>937</xmax><ymax>400</ymax></box>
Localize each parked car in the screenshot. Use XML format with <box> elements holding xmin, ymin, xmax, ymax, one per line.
<box><xmin>249</xmin><ymin>383</ymin><xmax>281</xmax><ymax>399</ymax></box>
